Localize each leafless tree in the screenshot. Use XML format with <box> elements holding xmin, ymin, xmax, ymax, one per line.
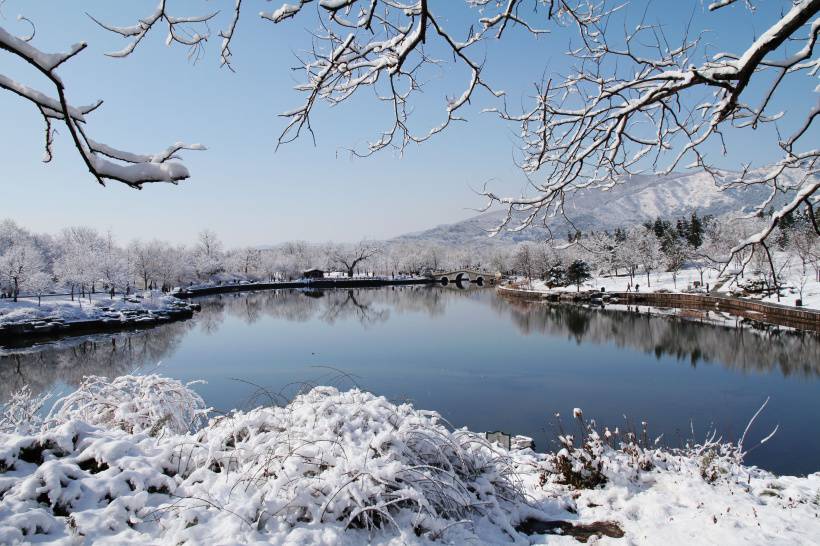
<box><xmin>482</xmin><ymin>1</ymin><xmax>819</xmax><ymax>271</ymax></box>
<box><xmin>5</xmin><ymin>1</ymin><xmax>817</xmax><ymax>282</ymax></box>
<box><xmin>131</xmin><ymin>240</ymin><xmax>162</xmax><ymax>290</ymax></box>
<box><xmin>85</xmin><ymin>2</ymin><xmax>817</xmax><ymax>269</ymax></box>
<box><xmin>330</xmin><ymin>241</ymin><xmax>382</xmax><ymax>277</ymax></box>
<box><xmin>0</xmin><ymin>241</ymin><xmax>44</xmax><ymax>301</ymax></box>
<box><xmin>194</xmin><ymin>230</ymin><xmax>225</xmax><ymax>280</ymax></box>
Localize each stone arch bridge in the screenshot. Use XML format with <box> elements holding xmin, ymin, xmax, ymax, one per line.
<box><xmin>431</xmin><ymin>270</ymin><xmax>500</xmax><ymax>286</ymax></box>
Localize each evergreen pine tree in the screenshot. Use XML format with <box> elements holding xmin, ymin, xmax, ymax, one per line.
<box><xmin>688</xmin><ymin>212</ymin><xmax>703</xmax><ymax>248</ymax></box>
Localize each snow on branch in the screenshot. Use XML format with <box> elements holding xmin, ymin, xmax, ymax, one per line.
<box><xmin>6</xmin><ymin>1</ymin><xmax>817</xmax><ymax>242</ymax></box>
<box><xmin>47</xmin><ymin>374</ymin><xmax>208</xmax><ymax>435</ymax></box>
<box><xmin>481</xmin><ymin>0</ymin><xmax>819</xmax><ymax>256</ymax></box>
<box><xmin>90</xmin><ymin>0</ymin><xmax>243</xmax><ymax>69</ymax></box>
<box><xmin>260</xmin><ymin>0</ymin><xmax>564</xmax><ymax>155</ymax></box>
<box><xmin>0</xmin><ymin>23</ymin><xmax>202</xmax><ymax>188</ymax></box>
<box><xmin>83</xmin><ymin>1</ymin><xmax>590</xmax><ymax>168</ymax></box>
<box><xmin>87</xmin><ymin>1</ymin><xmax>217</xmax><ymax>62</ymax></box>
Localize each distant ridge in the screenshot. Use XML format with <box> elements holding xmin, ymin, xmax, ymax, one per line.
<box><xmin>393</xmin><ymin>168</ymin><xmax>809</xmax><ymax>246</ymax></box>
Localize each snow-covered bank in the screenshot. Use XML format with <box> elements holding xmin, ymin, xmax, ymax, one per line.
<box><xmin>0</xmin><ymin>292</ymin><xmax>198</xmax><ymax>340</ymax></box>
<box><xmin>0</xmin><ymin>375</ymin><xmax>817</xmax><ymax>545</ymax></box>
<box><xmin>520</xmin><ymin>265</ymin><xmax>820</xmax><ymax>311</ymax></box>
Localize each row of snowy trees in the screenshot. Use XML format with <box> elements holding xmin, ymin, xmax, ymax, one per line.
<box><xmin>0</xmin><ymin>221</ymin><xmax>502</xmax><ymax>300</ymax></box>
<box><xmin>505</xmin><ymin>210</ymin><xmax>820</xmax><ymax>299</ymax></box>
<box><xmin>1</xmin><ymin>211</ymin><xmax>817</xmax><ymax>302</ymax></box>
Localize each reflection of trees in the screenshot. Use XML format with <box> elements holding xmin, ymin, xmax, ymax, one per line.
<box><xmin>377</xmin><ymin>286</ymin><xmax>447</xmax><ymax>317</ymax></box>
<box><xmin>6</xmin><ymin>286</ymin><xmax>814</xmax><ymax>406</ymax></box>
<box><xmin>191</xmin><ymin>286</ymin><xmax>488</xmax><ymax>328</ymax></box>
<box><xmin>320</xmin><ymin>290</ymin><xmax>389</xmax><ymax>327</ymax></box>
<box><xmin>565</xmin><ymin>308</ymin><xmax>591</xmax><ymax>342</ymax></box>
<box><xmin>0</xmin><ymin>320</ymin><xmax>193</xmax><ymax>402</ymax></box>
<box><xmin>197</xmin><ymin>296</ymin><xmax>227</xmax><ymax>334</ymax></box>
<box><xmin>494</xmin><ymin>298</ymin><xmax>820</xmax><ymax>378</ymax></box>
<box><xmin>0</xmin><ymin>287</ymin><xmax>485</xmax><ymax>403</ymax></box>
<box><xmin>378</xmin><ymin>284</ymin><xmax>485</xmax><ymax>317</ymax></box>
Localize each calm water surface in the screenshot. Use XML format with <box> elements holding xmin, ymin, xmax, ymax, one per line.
<box><xmin>2</xmin><ymin>286</ymin><xmax>819</xmax><ymax>475</ymax></box>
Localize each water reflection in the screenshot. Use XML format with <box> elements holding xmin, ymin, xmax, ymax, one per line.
<box><xmin>0</xmin><ymin>320</ymin><xmax>194</xmax><ymax>401</ymax></box>
<box><xmin>0</xmin><ymin>287</ymin><xmax>461</xmax><ymax>400</ymax></box>
<box><xmin>194</xmin><ymin>285</ymin><xmax>458</xmax><ymax>327</ymax></box>
<box><xmin>492</xmin><ymin>299</ymin><xmax>820</xmax><ymax>379</ymax></box>
<box><xmin>3</xmin><ymin>286</ymin><xmax>817</xmax><ymax>405</ymax></box>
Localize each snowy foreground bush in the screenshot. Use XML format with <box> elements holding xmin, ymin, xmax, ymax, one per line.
<box><xmin>0</xmin><ymin>376</ymin><xmax>818</xmax><ymax>545</ymax></box>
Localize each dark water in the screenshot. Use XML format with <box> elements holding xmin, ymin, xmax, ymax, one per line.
<box><xmin>2</xmin><ymin>286</ymin><xmax>819</xmax><ymax>475</ymax></box>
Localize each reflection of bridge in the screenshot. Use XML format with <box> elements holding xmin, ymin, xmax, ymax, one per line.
<box><xmin>432</xmin><ymin>270</ymin><xmax>499</xmax><ymax>286</ymax></box>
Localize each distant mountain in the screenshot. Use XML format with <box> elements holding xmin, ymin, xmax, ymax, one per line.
<box><xmin>394</xmin><ymin>169</ymin><xmax>808</xmax><ymax>245</ymax></box>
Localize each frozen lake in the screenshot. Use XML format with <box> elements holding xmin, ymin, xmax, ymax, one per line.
<box><xmin>2</xmin><ymin>286</ymin><xmax>819</xmax><ymax>475</ymax></box>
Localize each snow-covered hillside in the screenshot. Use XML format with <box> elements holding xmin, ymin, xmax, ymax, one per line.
<box><xmin>396</xmin><ymin>168</ymin><xmax>808</xmax><ymax>245</ymax></box>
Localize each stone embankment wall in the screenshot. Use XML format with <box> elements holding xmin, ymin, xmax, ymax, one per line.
<box><xmin>0</xmin><ymin>303</ymin><xmax>200</xmax><ymax>345</ymax></box>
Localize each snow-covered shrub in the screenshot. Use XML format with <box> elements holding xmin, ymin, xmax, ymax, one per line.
<box><xmin>194</xmin><ymin>387</ymin><xmax>523</xmax><ymax>536</ymax></box>
<box><xmin>550</xmin><ymin>409</ymin><xmax>608</xmax><ymax>489</ymax></box>
<box><xmin>683</xmin><ymin>432</ymin><xmax>745</xmax><ymax>484</ymax></box>
<box><xmin>47</xmin><ymin>374</ymin><xmax>208</xmax><ymax>435</ymax></box>
<box><xmin>619</xmin><ymin>432</ymin><xmax>655</xmax><ymax>474</ymax></box>
<box><xmin>553</xmin><ymin>430</ymin><xmax>607</xmax><ymax>489</ymax></box>
<box><xmin>544</xmin><ymin>410</ymin><xmax>661</xmax><ymax>490</ymax></box>
<box><xmin>0</xmin><ymin>386</ymin><xmax>51</xmax><ymax>435</ymax></box>
<box><xmin>0</xmin><ymin>378</ymin><xmax>528</xmax><ymax>544</ymax></box>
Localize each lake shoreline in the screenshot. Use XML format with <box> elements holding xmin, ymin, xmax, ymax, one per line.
<box><xmin>0</xmin><ymin>279</ymin><xmax>440</xmax><ymax>347</ymax></box>
<box><xmin>497</xmin><ymin>285</ymin><xmax>820</xmax><ymax>333</ymax></box>
<box><xmin>172</xmin><ymin>276</ymin><xmax>438</xmax><ymax>297</ymax></box>
<box><xmin>6</xmin><ymin>279</ymin><xmax>818</xmax><ymax>349</ymax></box>
<box><xmin>0</xmin><ymin>295</ymin><xmax>201</xmax><ymax>347</ymax></box>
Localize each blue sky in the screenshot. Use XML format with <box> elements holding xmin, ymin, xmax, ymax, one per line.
<box><xmin>0</xmin><ymin>1</ymin><xmax>816</xmax><ymax>246</ymax></box>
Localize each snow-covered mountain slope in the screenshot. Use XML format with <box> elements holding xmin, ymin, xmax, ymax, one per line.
<box><xmin>396</xmin><ymin>169</ymin><xmax>808</xmax><ymax>245</ymax></box>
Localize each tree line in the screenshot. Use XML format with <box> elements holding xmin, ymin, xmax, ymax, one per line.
<box><xmin>508</xmin><ymin>210</ymin><xmax>819</xmax><ymax>300</ymax></box>
<box><xmin>1</xmin><ymin>211</ymin><xmax>817</xmax><ymax>304</ymax></box>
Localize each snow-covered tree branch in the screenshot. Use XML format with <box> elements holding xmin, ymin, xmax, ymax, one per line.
<box><xmin>92</xmin><ymin>0</ymin><xmax>571</xmax><ymax>155</ymax></box>
<box><xmin>482</xmin><ymin>0</ymin><xmax>819</xmax><ymax>256</ymax></box>
<box><xmin>0</xmin><ymin>17</ymin><xmax>203</xmax><ymax>188</ymax></box>
<box><xmin>3</xmin><ymin>1</ymin><xmax>818</xmax><ymax>262</ymax></box>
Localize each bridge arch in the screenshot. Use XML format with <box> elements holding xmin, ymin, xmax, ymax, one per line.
<box><xmin>433</xmin><ymin>269</ymin><xmax>497</xmax><ymax>285</ymax></box>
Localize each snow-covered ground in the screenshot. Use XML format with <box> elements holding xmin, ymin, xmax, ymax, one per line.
<box><xmin>522</xmin><ymin>264</ymin><xmax>820</xmax><ymax>310</ymax></box>
<box><xmin>0</xmin><ymin>375</ymin><xmax>817</xmax><ymax>545</ymax></box>
<box><xmin>0</xmin><ymin>292</ymin><xmax>193</xmax><ymax>327</ymax></box>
